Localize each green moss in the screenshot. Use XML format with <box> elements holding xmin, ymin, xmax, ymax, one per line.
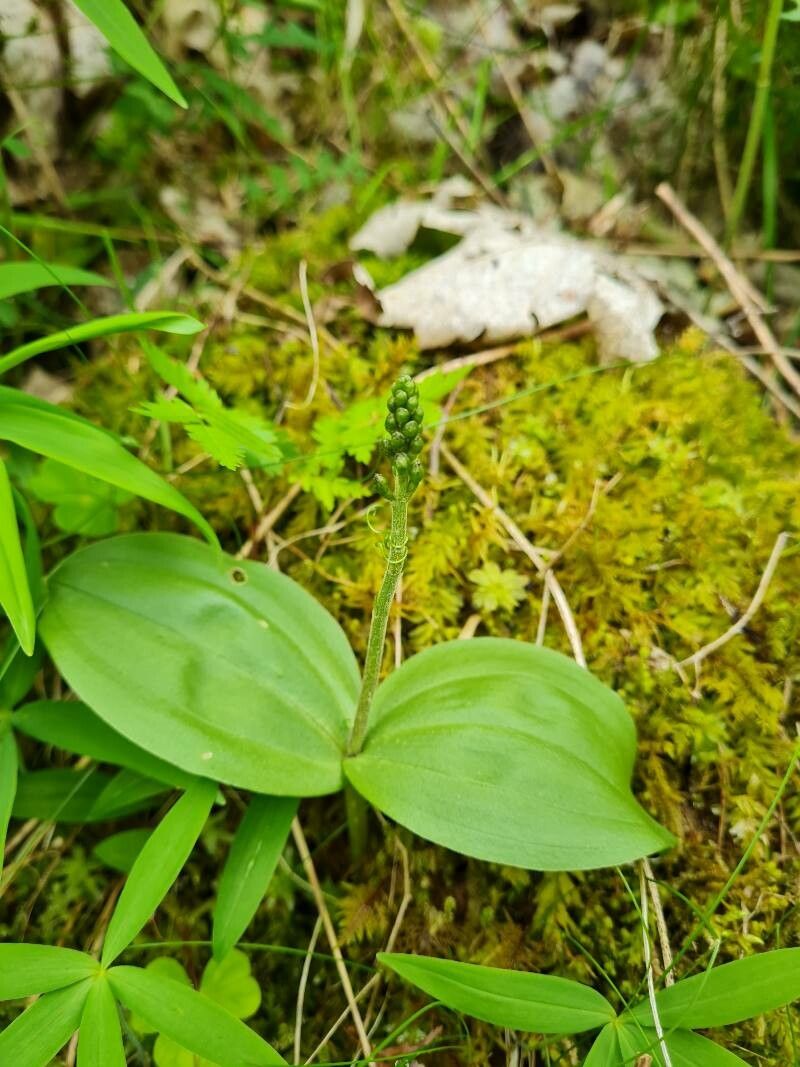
<box><xmin>24</xmin><ymin>230</ymin><xmax>800</xmax><ymax>1064</ymax></box>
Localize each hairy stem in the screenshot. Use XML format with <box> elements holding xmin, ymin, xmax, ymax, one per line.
<box><xmin>347</xmin><ymin>491</ymin><xmax>408</xmax><ymax>757</ymax></box>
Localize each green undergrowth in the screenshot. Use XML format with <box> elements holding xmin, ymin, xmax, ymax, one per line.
<box><xmin>4</xmin><ymin>216</ymin><xmax>799</xmax><ymax>1062</ymax></box>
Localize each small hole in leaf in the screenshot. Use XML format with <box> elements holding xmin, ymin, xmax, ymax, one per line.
<box><xmin>230</xmin><ymin>567</ymin><xmax>247</xmax><ymax>584</ymax></box>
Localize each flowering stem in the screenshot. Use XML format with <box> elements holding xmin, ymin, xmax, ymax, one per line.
<box><xmin>344</xmin><ymin>375</ymin><xmax>424</xmax><ymax>861</ymax></box>
<box><xmin>347</xmin><ymin>491</ymin><xmax>408</xmax><ymax>757</ymax></box>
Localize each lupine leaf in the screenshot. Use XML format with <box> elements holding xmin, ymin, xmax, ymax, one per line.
<box><xmin>101</xmin><ymin>778</ymin><xmax>216</xmax><ymax>965</ymax></box>
<box><xmin>0</xmin><ymin>944</ymin><xmax>98</xmax><ymax>999</ymax></box>
<box><xmin>213</xmin><ymin>795</ymin><xmax>298</xmax><ymax>960</ymax></box>
<box><xmin>629</xmin><ymin>949</ymin><xmax>800</xmax><ymax>1029</ymax></box>
<box><xmin>78</xmin><ymin>976</ymin><xmax>126</xmax><ymax>1067</ymax></box>
<box><xmin>0</xmin><ymin>979</ymin><xmax>93</xmax><ymax>1067</ymax></box>
<box><xmin>109</xmin><ymin>965</ymin><xmax>286</xmax><ymax>1065</ymax></box>
<box><xmin>379</xmin><ymin>954</ymin><xmax>615</xmax><ymax>1034</ymax></box>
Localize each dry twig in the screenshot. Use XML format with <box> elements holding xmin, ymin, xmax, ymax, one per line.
<box><xmin>677</xmin><ymin>531</ymin><xmax>789</xmax><ymax>672</ymax></box>
<box><xmin>640</xmin><ymin>862</ymin><xmax>673</xmax><ymax>1067</ymax></box>
<box><xmin>291</xmin><ymin>818</ymin><xmax>373</xmax><ymax>1062</ymax></box>
<box><xmin>656</xmin><ymin>183</ymin><xmax>800</xmax><ymax>399</ymax></box>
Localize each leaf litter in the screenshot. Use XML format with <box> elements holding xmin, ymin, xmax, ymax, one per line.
<box><xmin>351</xmin><ymin>180</ymin><xmax>663</xmax><ymax>360</ymax></box>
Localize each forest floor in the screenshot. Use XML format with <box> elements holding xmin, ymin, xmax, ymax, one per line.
<box><xmin>1</xmin><ymin>2</ymin><xmax>799</xmax><ymax>1065</ymax></box>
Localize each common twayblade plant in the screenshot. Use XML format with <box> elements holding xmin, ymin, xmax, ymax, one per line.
<box><xmin>35</xmin><ymin>372</ymin><xmax>672</xmax><ymax>967</ymax></box>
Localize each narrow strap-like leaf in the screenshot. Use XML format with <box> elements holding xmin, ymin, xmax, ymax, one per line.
<box><xmin>583</xmin><ymin>1022</ymin><xmax>622</xmax><ymax>1065</ymax></box>
<box><xmin>0</xmin><ymin>943</ymin><xmax>98</xmax><ymax>999</ymax></box>
<box><xmin>0</xmin><ymin>262</ymin><xmax>111</xmax><ymax>301</ymax></box>
<box><xmin>0</xmin><ymin>978</ymin><xmax>93</xmax><ymax>1067</ymax></box>
<box><xmin>0</xmin><ymin>311</ymin><xmax>202</xmax><ymax>376</ymax></box>
<box><xmin>628</xmin><ymin>948</ymin><xmax>800</xmax><ymax>1029</ymax></box>
<box><xmin>77</xmin><ymin>975</ymin><xmax>126</xmax><ymax>1067</ymax></box>
<box><xmin>69</xmin><ymin>0</ymin><xmax>187</xmax><ymax>107</ymax></box>
<box><xmin>213</xmin><ymin>794</ymin><xmax>298</xmax><ymax>960</ymax></box>
<box><xmin>379</xmin><ymin>953</ymin><xmax>615</xmax><ymax>1034</ymax></box>
<box><xmin>109</xmin><ymin>965</ymin><xmax>286</xmax><ymax>1065</ymax></box>
<box><xmin>101</xmin><ymin>777</ymin><xmax>216</xmax><ymax>965</ymax></box>
<box><xmin>14</xmin><ymin>700</ymin><xmax>193</xmax><ymax>788</ymax></box>
<box><xmin>618</xmin><ymin>1023</ymin><xmax>749</xmax><ymax>1065</ymax></box>
<box><xmin>0</xmin><ymin>460</ymin><xmax>35</xmax><ymax>655</ymax></box>
<box><xmin>0</xmin><ymin>388</ymin><xmax>216</xmax><ymax>544</ymax></box>
<box><xmin>0</xmin><ymin>726</ymin><xmax>17</xmax><ymax>874</ymax></box>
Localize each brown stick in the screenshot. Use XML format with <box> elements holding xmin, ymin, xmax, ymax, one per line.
<box><xmin>291</xmin><ymin>818</ymin><xmax>372</xmax><ymax>1062</ymax></box>
<box><xmin>656</xmin><ymin>183</ymin><xmax>800</xmax><ymax>398</ymax></box>
<box><xmin>677</xmin><ymin>531</ymin><xmax>789</xmax><ymax>671</ymax></box>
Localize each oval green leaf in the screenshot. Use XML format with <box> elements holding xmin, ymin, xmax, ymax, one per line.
<box><xmin>346</xmin><ymin>639</ymin><xmax>673</xmax><ymax>870</ymax></box>
<box><xmin>0</xmin><ymin>460</ymin><xmax>35</xmax><ymax>654</ymax></box>
<box><xmin>0</xmin><ymin>979</ymin><xmax>92</xmax><ymax>1067</ymax></box>
<box><xmin>77</xmin><ymin>976</ymin><xmax>126</xmax><ymax>1067</ymax></box>
<box><xmin>0</xmin><ymin>262</ymin><xmax>110</xmax><ymax>301</ymax></box>
<box><xmin>378</xmin><ymin>953</ymin><xmax>615</xmax><ymax>1034</ymax></box>
<box><xmin>14</xmin><ymin>700</ymin><xmax>194</xmax><ymax>787</ymax></box>
<box><xmin>0</xmin><ymin>311</ymin><xmax>203</xmax><ymax>376</ymax></box>
<box><xmin>109</xmin><ymin>965</ymin><xmax>286</xmax><ymax>1065</ymax></box>
<box><xmin>70</xmin><ymin>0</ymin><xmax>187</xmax><ymax>107</ymax></box>
<box><xmin>102</xmin><ymin>778</ymin><xmax>216</xmax><ymax>965</ymax></box>
<box><xmin>0</xmin><ymin>388</ymin><xmax>215</xmax><ymax>544</ymax></box>
<box><xmin>628</xmin><ymin>948</ymin><xmax>800</xmax><ymax>1029</ymax></box>
<box><xmin>41</xmin><ymin>533</ymin><xmax>359</xmax><ymax>795</ymax></box>
<box><xmin>0</xmin><ymin>944</ymin><xmax>98</xmax><ymax>999</ymax></box>
<box><xmin>213</xmin><ymin>795</ymin><xmax>298</xmax><ymax>961</ymax></box>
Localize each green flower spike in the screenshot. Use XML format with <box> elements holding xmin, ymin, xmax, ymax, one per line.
<box><xmin>348</xmin><ymin>375</ymin><xmax>425</xmax><ymax>758</ymax></box>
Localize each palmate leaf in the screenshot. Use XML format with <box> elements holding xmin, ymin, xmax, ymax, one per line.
<box><xmin>213</xmin><ymin>794</ymin><xmax>298</xmax><ymax>960</ymax></box>
<box><xmin>628</xmin><ymin>948</ymin><xmax>800</xmax><ymax>1029</ymax></box>
<box><xmin>109</xmin><ymin>965</ymin><xmax>286</xmax><ymax>1066</ymax></box>
<box><xmin>137</xmin><ymin>345</ymin><xmax>285</xmax><ymax>471</ymax></box>
<box><xmin>41</xmin><ymin>533</ymin><xmax>359</xmax><ymax>795</ymax></box>
<box><xmin>102</xmin><ymin>778</ymin><xmax>217</xmax><ymax>965</ymax></box>
<box><xmin>379</xmin><ymin>954</ymin><xmax>615</xmax><ymax>1034</ymax></box>
<box><xmin>0</xmin><ymin>388</ymin><xmax>215</xmax><ymax>544</ymax></box>
<box><xmin>346</xmin><ymin>639</ymin><xmax>673</xmax><ymax>869</ymax></box>
<box><xmin>0</xmin><ymin>978</ymin><xmax>93</xmax><ymax>1067</ymax></box>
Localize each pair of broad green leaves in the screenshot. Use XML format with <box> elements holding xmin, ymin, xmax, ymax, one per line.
<box><xmin>36</xmin><ymin>530</ymin><xmax>674</xmax><ymax>873</ymax></box>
